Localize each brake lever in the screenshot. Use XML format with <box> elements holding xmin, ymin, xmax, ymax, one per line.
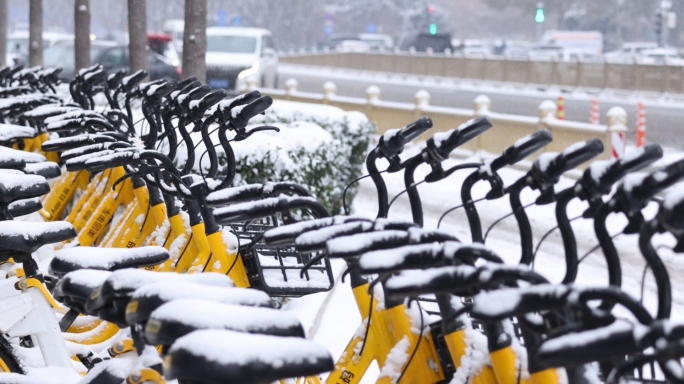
<box><xmin>234</xmin><ymin>125</ymin><xmax>280</xmax><ymax>142</ymax></box>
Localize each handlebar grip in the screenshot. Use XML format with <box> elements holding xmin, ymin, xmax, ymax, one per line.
<box><xmin>83</xmin><ymin>68</ymin><xmax>107</xmax><ymax>85</ymax></box>
<box><xmin>629</xmin><ymin>159</ymin><xmax>684</xmax><ymax>204</ymax></box>
<box><xmin>213</xmin><ymin>195</ymin><xmax>329</xmax><ymax>224</ymax></box>
<box><xmin>216</xmin><ymin>90</ymin><xmax>263</xmax><ymax>122</ymax></box>
<box><xmin>177</xmin><ymin>76</ymin><xmax>198</xmax><ymax>89</ymax></box>
<box><xmin>587</xmin><ymin>144</ymin><xmax>663</xmax><ymax>194</ymax></box>
<box><xmin>379</xmin><ymin>117</ymin><xmax>433</xmax><ymax>158</ymax></box>
<box><xmin>181</xmin><ymin>85</ymin><xmax>211</xmax><ymax>109</ymax></box>
<box><xmin>384</xmin><ymin>265</ymin><xmax>479</xmax><ymax>299</ymax></box>
<box><xmin>205</xmin><ymin>182</ymin><xmax>311</xmax><ymax>207</ymax></box>
<box><xmin>232</xmin><ymin>96</ymin><xmax>273</xmax><ymax>128</ymax></box>
<box><xmin>189</xmin><ymin>89</ymin><xmax>227</xmax><ymax>120</ymax></box>
<box><xmin>537</xmin><ymin>139</ymin><xmax>604</xmax><ymax>183</ymax></box>
<box><xmin>501</xmin><ymin>129</ymin><xmax>553</xmax><ymax>167</ymax></box>
<box><xmin>121</xmin><ymin>70</ymin><xmax>148</xmax><ymax>92</ymax></box>
<box><xmin>429</xmin><ymin>116</ymin><xmax>493</xmax><ymax>159</ymax></box>
<box><xmin>107</xmin><ymin>69</ymin><xmax>127</xmax><ymax>89</ymax></box>
<box><xmin>146</xmin><ymin>80</ymin><xmax>177</xmax><ymax>99</ymax></box>
<box><xmin>658</xmin><ymin>189</ymin><xmax>684</xmax><ymax>240</ymax></box>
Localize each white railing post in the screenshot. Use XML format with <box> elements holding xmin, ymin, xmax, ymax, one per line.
<box><xmin>322</xmin><ymin>81</ymin><xmax>337</xmax><ymax>103</ymax></box>
<box><xmin>414</xmin><ymin>90</ymin><xmax>430</xmax><ymax>118</ymax></box>
<box><xmin>284</xmin><ymin>78</ymin><xmax>298</xmax><ymax>99</ymax></box>
<box><xmin>538</xmin><ymin>100</ymin><xmax>558</xmax><ymax>121</ymax></box>
<box><xmin>474</xmin><ymin>95</ymin><xmax>491</xmax><ymax>116</ymax></box>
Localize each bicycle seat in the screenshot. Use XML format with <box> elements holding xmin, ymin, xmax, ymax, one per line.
<box><xmin>21</xmin><ymin>105</ymin><xmax>81</xmax><ymax>120</ymax></box>
<box><xmin>0</xmin><ymin>220</ymin><xmax>75</xmax><ymax>254</ymax></box>
<box><xmin>49</xmin><ymin>246</ymin><xmax>170</xmax><ymax>277</ymax></box>
<box><xmin>0</xmin><ymin>123</ymin><xmax>35</xmax><ymax>142</ymax></box>
<box><xmin>8</xmin><ymin>197</ymin><xmax>42</xmax><ymax>217</ymax></box>
<box><xmin>53</xmin><ymin>269</ymin><xmax>112</xmax><ymax>314</ymax></box>
<box><xmin>126</xmin><ymin>281</ymin><xmax>272</xmax><ymax>326</ymax></box>
<box><xmin>165</xmin><ymin>330</ymin><xmax>334</xmax><ymax>384</ymax></box>
<box><xmin>0</xmin><ymin>146</ymin><xmax>46</xmax><ymax>164</ymax></box>
<box><xmin>87</xmin><ymin>269</ymin><xmax>238</xmax><ymax>327</ymax></box>
<box><xmin>144</xmin><ymin>299</ymin><xmax>304</xmax><ymax>346</ymax></box>
<box><xmin>23</xmin><ymin>162</ymin><xmax>62</xmax><ymax>179</ymax></box>
<box><xmin>0</xmin><ymin>172</ymin><xmax>49</xmax><ymax>204</ymax></box>
<box><xmin>41</xmin><ymin>133</ymin><xmax>117</xmax><ymax>153</ymax></box>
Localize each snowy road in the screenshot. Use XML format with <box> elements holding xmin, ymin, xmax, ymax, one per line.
<box><xmin>278</xmin><ymin>63</ymin><xmax>684</xmax><ymax>150</ymax></box>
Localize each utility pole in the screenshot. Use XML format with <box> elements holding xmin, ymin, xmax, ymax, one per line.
<box><xmin>535</xmin><ymin>2</ymin><xmax>545</xmax><ymax>42</ymax></box>
<box><xmin>182</xmin><ymin>0</ymin><xmax>207</xmax><ymax>82</ymax></box>
<box><xmin>74</xmin><ymin>0</ymin><xmax>91</xmax><ymax>71</ymax></box>
<box><xmin>28</xmin><ymin>0</ymin><xmax>43</xmax><ymax>67</ymax></box>
<box><xmin>128</xmin><ymin>0</ymin><xmax>148</xmax><ymax>79</ymax></box>
<box><xmin>0</xmin><ymin>0</ymin><xmax>6</xmax><ymax>67</ymax></box>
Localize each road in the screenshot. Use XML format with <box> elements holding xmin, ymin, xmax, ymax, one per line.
<box><xmin>278</xmin><ymin>64</ymin><xmax>684</xmax><ymax>150</ymax></box>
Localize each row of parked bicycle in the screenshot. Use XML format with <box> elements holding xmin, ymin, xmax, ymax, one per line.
<box><xmin>0</xmin><ymin>63</ymin><xmax>681</xmax><ymax>384</ymax></box>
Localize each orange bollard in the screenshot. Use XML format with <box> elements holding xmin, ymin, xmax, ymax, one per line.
<box><xmin>635</xmin><ymin>102</ymin><xmax>646</xmax><ymax>148</ymax></box>
<box><xmin>556</xmin><ymin>95</ymin><xmax>565</xmax><ymax>120</ymax></box>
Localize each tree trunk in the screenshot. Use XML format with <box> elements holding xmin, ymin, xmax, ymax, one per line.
<box><xmin>182</xmin><ymin>0</ymin><xmax>207</xmax><ymax>82</ymax></box>
<box><xmin>74</xmin><ymin>0</ymin><xmax>91</xmax><ymax>72</ymax></box>
<box><xmin>0</xmin><ymin>0</ymin><xmax>6</xmax><ymax>67</ymax></box>
<box><xmin>127</xmin><ymin>0</ymin><xmax>148</xmax><ymax>78</ymax></box>
<box><xmin>29</xmin><ymin>0</ymin><xmax>43</xmax><ymax>67</ymax></box>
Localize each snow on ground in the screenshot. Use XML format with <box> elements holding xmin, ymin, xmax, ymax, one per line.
<box><xmin>279</xmin><ymin>63</ymin><xmax>684</xmax><ymax>109</ymax></box>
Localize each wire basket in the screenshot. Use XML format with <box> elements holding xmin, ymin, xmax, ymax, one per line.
<box><xmin>232</xmin><ymin>215</ymin><xmax>335</xmax><ymax>297</ymax></box>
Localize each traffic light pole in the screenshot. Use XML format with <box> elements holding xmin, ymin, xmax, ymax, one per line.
<box><xmin>535</xmin><ymin>2</ymin><xmax>544</xmax><ymax>42</ymax></box>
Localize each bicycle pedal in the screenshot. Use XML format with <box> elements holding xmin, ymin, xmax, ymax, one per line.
<box><xmin>19</xmin><ymin>336</ymin><xmax>34</xmax><ymax>348</ymax></box>
<box><xmin>77</xmin><ymin>352</ymin><xmax>104</xmax><ymax>370</ymax></box>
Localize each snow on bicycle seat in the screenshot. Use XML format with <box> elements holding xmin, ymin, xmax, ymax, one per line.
<box><xmin>262</xmin><ymin>215</ymin><xmax>370</xmax><ymax>247</ymax></box>
<box><xmin>0</xmin><ymin>220</ymin><xmax>76</xmax><ymax>254</ymax></box>
<box><xmin>0</xmin><ymin>123</ymin><xmax>36</xmax><ymax>142</ymax></box>
<box><xmin>64</xmin><ymin>149</ymin><xmax>116</xmax><ymax>172</ymax></box>
<box><xmin>23</xmin><ymin>162</ymin><xmax>61</xmax><ymax>179</ymax></box>
<box><xmin>41</xmin><ymin>133</ymin><xmax>117</xmax><ymax>153</ymax></box>
<box><xmin>165</xmin><ymin>329</ymin><xmax>334</xmax><ymax>384</ymax></box>
<box><xmin>21</xmin><ymin>105</ymin><xmax>81</xmax><ymax>120</ymax></box>
<box><xmin>144</xmin><ymin>299</ymin><xmax>304</xmax><ymax>346</ymax></box>
<box><xmin>7</xmin><ymin>197</ymin><xmax>43</xmax><ymax>217</ymax></box>
<box><xmin>126</xmin><ymin>281</ymin><xmax>272</xmax><ymax>326</ymax></box>
<box><xmin>0</xmin><ymin>146</ymin><xmax>46</xmax><ymax>164</ymax></box>
<box><xmin>49</xmin><ymin>246</ymin><xmax>170</xmax><ymax>277</ymax></box>
<box><xmin>53</xmin><ymin>269</ymin><xmax>112</xmax><ymax>314</ymax></box>
<box><xmin>87</xmin><ymin>269</ymin><xmax>238</xmax><ymax>327</ymax></box>
<box><xmin>75</xmin><ymin>356</ymin><xmax>133</xmax><ymax>384</ymax></box>
<box><xmin>0</xmin><ymin>172</ymin><xmax>49</xmax><ymax>204</ymax></box>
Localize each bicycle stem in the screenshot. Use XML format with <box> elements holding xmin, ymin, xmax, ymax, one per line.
<box><xmin>365</xmin><ymin>148</ymin><xmax>389</xmax><ymax>219</ymax></box>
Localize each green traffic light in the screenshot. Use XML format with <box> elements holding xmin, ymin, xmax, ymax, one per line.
<box><xmin>429</xmin><ymin>23</ymin><xmax>437</xmax><ymax>34</ymax></box>
<box><xmin>535</xmin><ymin>8</ymin><xmax>545</xmax><ymax>23</ymax></box>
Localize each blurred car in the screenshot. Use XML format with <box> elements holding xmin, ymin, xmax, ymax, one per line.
<box><xmin>559</xmin><ymin>49</ymin><xmax>603</xmax><ymax>62</ymax></box>
<box><xmin>148</xmin><ymin>33</ymin><xmax>181</xmax><ymax>67</ymax></box>
<box><xmin>528</xmin><ymin>44</ymin><xmax>564</xmax><ymax>61</ymax></box>
<box><xmin>44</xmin><ymin>40</ymin><xmax>182</xmax><ymax>81</ymax></box>
<box><xmin>605</xmin><ymin>42</ymin><xmax>658</xmax><ymax>63</ymax></box>
<box><xmin>335</xmin><ymin>39</ymin><xmax>371</xmax><ymax>53</ymax></box>
<box><xmin>6</xmin><ymin>30</ymin><xmax>74</xmax><ymax>66</ymax></box>
<box><xmin>358</xmin><ymin>34</ymin><xmax>394</xmax><ymax>51</ymax></box>
<box><xmin>639</xmin><ymin>48</ymin><xmax>683</xmax><ymax>65</ymax></box>
<box><xmin>412</xmin><ymin>33</ymin><xmax>453</xmax><ymax>53</ymax></box>
<box><xmin>163</xmin><ymin>19</ymin><xmax>185</xmax><ymax>54</ymax></box>
<box><xmin>205</xmin><ymin>27</ymin><xmax>278</xmax><ymax>91</ymax></box>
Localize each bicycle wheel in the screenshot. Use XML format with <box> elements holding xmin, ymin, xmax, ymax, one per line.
<box><xmin>0</xmin><ymin>337</ymin><xmax>23</xmax><ymax>373</ymax></box>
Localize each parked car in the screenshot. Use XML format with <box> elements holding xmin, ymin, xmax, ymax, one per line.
<box><xmin>605</xmin><ymin>42</ymin><xmax>658</xmax><ymax>63</ymax></box>
<box><xmin>639</xmin><ymin>48</ymin><xmax>683</xmax><ymax>65</ymax></box>
<box><xmin>205</xmin><ymin>27</ymin><xmax>278</xmax><ymax>92</ymax></box>
<box><xmin>335</xmin><ymin>39</ymin><xmax>371</xmax><ymax>53</ymax></box>
<box><xmin>43</xmin><ymin>41</ymin><xmax>182</xmax><ymax>81</ymax></box>
<box><xmin>358</xmin><ymin>34</ymin><xmax>394</xmax><ymax>51</ymax></box>
<box><xmin>148</xmin><ymin>33</ymin><xmax>181</xmax><ymax>67</ymax></box>
<box><xmin>412</xmin><ymin>33</ymin><xmax>453</xmax><ymax>53</ymax></box>
<box><xmin>6</xmin><ymin>30</ymin><xmax>74</xmax><ymax>66</ymax></box>
<box><xmin>528</xmin><ymin>44</ymin><xmax>564</xmax><ymax>61</ymax></box>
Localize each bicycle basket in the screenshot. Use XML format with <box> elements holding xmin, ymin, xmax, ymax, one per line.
<box><xmin>232</xmin><ymin>215</ymin><xmax>335</xmax><ymax>297</ymax></box>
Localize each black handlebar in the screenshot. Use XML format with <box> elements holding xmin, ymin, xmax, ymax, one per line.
<box><xmin>497</xmin><ymin>129</ymin><xmax>553</xmax><ymax>169</ymax></box>
<box><xmin>378</xmin><ymin>117</ymin><xmax>433</xmax><ymax>158</ymax></box>
<box><xmin>426</xmin><ymin>116</ymin><xmax>493</xmax><ymax>160</ymax></box>
<box><xmin>231</xmin><ymin>96</ymin><xmax>273</xmax><ymax>129</ymax></box>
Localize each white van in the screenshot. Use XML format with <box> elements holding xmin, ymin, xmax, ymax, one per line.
<box><xmin>163</xmin><ymin>19</ymin><xmax>185</xmax><ymax>53</ymax></box>
<box><xmin>205</xmin><ymin>27</ymin><xmax>278</xmax><ymax>91</ymax></box>
<box><xmin>541</xmin><ymin>30</ymin><xmax>603</xmax><ymax>55</ymax></box>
